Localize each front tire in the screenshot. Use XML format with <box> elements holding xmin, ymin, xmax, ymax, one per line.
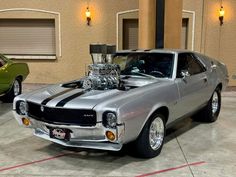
<box><xmin>133</xmin><ymin>113</ymin><xmax>166</xmax><ymax>158</ymax></box>
<box><xmin>2</xmin><ymin>78</ymin><xmax>22</xmax><ymax>103</ymax></box>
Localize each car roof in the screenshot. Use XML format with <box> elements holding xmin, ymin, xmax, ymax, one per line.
<box><xmin>116</xmin><ymin>49</ymin><xmax>193</xmax><ymax>55</ymax></box>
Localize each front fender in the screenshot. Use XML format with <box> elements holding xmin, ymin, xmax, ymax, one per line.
<box><xmin>93</xmin><ymin>80</ymin><xmax>178</xmax><ymax>144</ymax></box>
<box><xmin>118</xmin><ymin>101</ymin><xmax>168</xmax><ymax>143</ymax></box>
<box><xmin>116</xmin><ymin>87</ymin><xmax>177</xmax><ymax>143</ymax></box>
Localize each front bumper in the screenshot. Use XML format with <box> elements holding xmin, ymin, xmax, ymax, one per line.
<box><xmin>13</xmin><ymin>111</ymin><xmax>125</xmax><ymax>151</ymax></box>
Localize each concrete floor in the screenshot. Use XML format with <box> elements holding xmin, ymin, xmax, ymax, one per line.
<box><xmin>0</xmin><ymin>84</ymin><xmax>236</xmax><ymax>177</ymax></box>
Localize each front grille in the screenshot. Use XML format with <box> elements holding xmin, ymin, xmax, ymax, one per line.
<box><xmin>27</xmin><ymin>102</ymin><xmax>97</xmax><ymax>126</ymax></box>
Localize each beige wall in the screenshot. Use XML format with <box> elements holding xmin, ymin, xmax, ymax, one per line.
<box><xmin>183</xmin><ymin>0</ymin><xmax>236</xmax><ymax>86</ymax></box>
<box><xmin>164</xmin><ymin>0</ymin><xmax>183</xmax><ymax>49</ymax></box>
<box><xmin>0</xmin><ymin>0</ymin><xmax>138</xmax><ymax>84</ymax></box>
<box><xmin>138</xmin><ymin>0</ymin><xmax>183</xmax><ymax>49</ymax></box>
<box><xmin>205</xmin><ymin>0</ymin><xmax>236</xmax><ymax>86</ymax></box>
<box><xmin>1</xmin><ymin>0</ymin><xmax>235</xmax><ymax>86</ymax></box>
<box><xmin>138</xmin><ymin>0</ymin><xmax>156</xmax><ymax>49</ymax></box>
<box><xmin>220</xmin><ymin>0</ymin><xmax>236</xmax><ymax>86</ymax></box>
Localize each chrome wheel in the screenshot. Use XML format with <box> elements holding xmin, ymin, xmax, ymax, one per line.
<box><xmin>13</xmin><ymin>80</ymin><xmax>20</xmax><ymax>96</ymax></box>
<box><xmin>212</xmin><ymin>91</ymin><xmax>219</xmax><ymax>115</ymax></box>
<box><xmin>149</xmin><ymin>117</ymin><xmax>164</xmax><ymax>150</ymax></box>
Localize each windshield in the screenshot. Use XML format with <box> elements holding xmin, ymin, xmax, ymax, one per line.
<box><xmin>113</xmin><ymin>53</ymin><xmax>174</xmax><ymax>78</ymax></box>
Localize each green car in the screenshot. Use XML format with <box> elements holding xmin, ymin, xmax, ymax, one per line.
<box><xmin>0</xmin><ymin>54</ymin><xmax>29</xmax><ymax>102</ymax></box>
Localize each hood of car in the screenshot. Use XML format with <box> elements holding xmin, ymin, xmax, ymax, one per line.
<box><xmin>25</xmin><ymin>85</ymin><xmax>123</xmax><ymax>109</ymax></box>
<box><xmin>18</xmin><ymin>77</ymin><xmax>167</xmax><ymax>110</ymax></box>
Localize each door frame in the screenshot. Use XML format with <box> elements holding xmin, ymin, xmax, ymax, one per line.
<box><xmin>182</xmin><ymin>10</ymin><xmax>196</xmax><ymax>51</ymax></box>
<box><xmin>116</xmin><ymin>10</ymin><xmax>195</xmax><ymax>51</ymax></box>
<box><xmin>116</xmin><ymin>9</ymin><xmax>139</xmax><ymax>50</ymax></box>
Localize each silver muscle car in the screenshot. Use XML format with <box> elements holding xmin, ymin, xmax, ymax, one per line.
<box><xmin>13</xmin><ymin>44</ymin><xmax>228</xmax><ymax>158</ymax></box>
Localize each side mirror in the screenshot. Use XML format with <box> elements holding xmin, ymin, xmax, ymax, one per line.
<box><xmin>211</xmin><ymin>64</ymin><xmax>217</xmax><ymax>70</ymax></box>
<box><xmin>181</xmin><ymin>70</ymin><xmax>190</xmax><ymax>79</ymax></box>
<box><xmin>131</xmin><ymin>67</ymin><xmax>140</xmax><ymax>73</ymax></box>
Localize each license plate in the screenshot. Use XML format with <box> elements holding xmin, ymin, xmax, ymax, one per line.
<box><xmin>49</xmin><ymin>128</ymin><xmax>70</xmax><ymax>141</ymax></box>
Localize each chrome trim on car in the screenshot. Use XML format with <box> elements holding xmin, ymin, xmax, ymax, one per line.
<box><xmin>212</xmin><ymin>92</ymin><xmax>219</xmax><ymax>114</ymax></box>
<box><xmin>13</xmin><ymin>111</ymin><xmax>125</xmax><ymax>151</ymax></box>
<box><xmin>34</xmin><ymin>130</ymin><xmax>123</xmax><ymax>151</ymax></box>
<box><xmin>149</xmin><ymin>117</ymin><xmax>164</xmax><ymax>150</ymax></box>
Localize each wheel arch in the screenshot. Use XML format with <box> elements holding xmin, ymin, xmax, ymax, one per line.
<box><xmin>130</xmin><ymin>106</ymin><xmax>168</xmax><ymax>158</ymax></box>
<box><xmin>216</xmin><ymin>83</ymin><xmax>222</xmax><ymax>91</ymax></box>
<box><xmin>136</xmin><ymin>106</ymin><xmax>169</xmax><ymax>139</ymax></box>
<box><xmin>16</xmin><ymin>75</ymin><xmax>23</xmax><ymax>82</ymax></box>
<box><xmin>8</xmin><ymin>75</ymin><xmax>23</xmax><ymax>90</ymax></box>
<box><xmin>149</xmin><ymin>106</ymin><xmax>169</xmax><ymax>124</ymax></box>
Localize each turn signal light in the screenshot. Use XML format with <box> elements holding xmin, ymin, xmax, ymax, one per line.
<box><xmin>106</xmin><ymin>131</ymin><xmax>116</xmax><ymax>141</ymax></box>
<box><xmin>22</xmin><ymin>118</ymin><xmax>30</xmax><ymax>126</ymax></box>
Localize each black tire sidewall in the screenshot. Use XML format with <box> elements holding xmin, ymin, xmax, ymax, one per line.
<box><xmin>134</xmin><ymin>113</ymin><xmax>166</xmax><ymax>158</ymax></box>
<box><xmin>3</xmin><ymin>78</ymin><xmax>22</xmax><ymax>102</ymax></box>
<box><xmin>209</xmin><ymin>88</ymin><xmax>221</xmax><ymax>122</ymax></box>
<box><xmin>13</xmin><ymin>79</ymin><xmax>22</xmax><ymax>96</ymax></box>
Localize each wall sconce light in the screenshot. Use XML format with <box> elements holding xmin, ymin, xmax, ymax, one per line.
<box><xmin>86</xmin><ymin>7</ymin><xmax>91</xmax><ymax>26</ymax></box>
<box><xmin>219</xmin><ymin>6</ymin><xmax>225</xmax><ymax>25</ymax></box>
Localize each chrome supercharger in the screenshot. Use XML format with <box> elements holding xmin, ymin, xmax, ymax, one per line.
<box><xmin>82</xmin><ymin>44</ymin><xmax>121</xmax><ymax>90</ymax></box>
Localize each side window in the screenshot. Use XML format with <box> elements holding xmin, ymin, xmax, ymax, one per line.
<box><xmin>177</xmin><ymin>53</ymin><xmax>188</xmax><ymax>78</ymax></box>
<box><xmin>187</xmin><ymin>54</ymin><xmax>205</xmax><ymax>75</ymax></box>
<box><xmin>177</xmin><ymin>53</ymin><xmax>205</xmax><ymax>78</ymax></box>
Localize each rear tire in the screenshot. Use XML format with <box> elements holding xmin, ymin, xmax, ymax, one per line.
<box><xmin>193</xmin><ymin>88</ymin><xmax>221</xmax><ymax>122</ymax></box>
<box><xmin>2</xmin><ymin>78</ymin><xmax>22</xmax><ymax>103</ymax></box>
<box><xmin>132</xmin><ymin>113</ymin><xmax>166</xmax><ymax>158</ymax></box>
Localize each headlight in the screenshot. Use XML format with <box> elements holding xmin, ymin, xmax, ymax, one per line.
<box><xmin>16</xmin><ymin>101</ymin><xmax>27</xmax><ymax>115</ymax></box>
<box><xmin>103</xmin><ymin>112</ymin><xmax>117</xmax><ymax>128</ymax></box>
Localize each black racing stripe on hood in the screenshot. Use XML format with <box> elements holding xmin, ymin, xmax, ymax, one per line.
<box><xmin>56</xmin><ymin>90</ymin><xmax>86</xmax><ymax>107</ymax></box>
<box><xmin>41</xmin><ymin>88</ymin><xmax>74</xmax><ymax>106</ymax></box>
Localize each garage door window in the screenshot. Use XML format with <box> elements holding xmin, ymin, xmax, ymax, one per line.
<box><xmin>0</xmin><ymin>19</ymin><xmax>56</xmax><ymax>59</ymax></box>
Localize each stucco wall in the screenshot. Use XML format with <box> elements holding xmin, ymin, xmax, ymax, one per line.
<box><xmin>1</xmin><ymin>0</ymin><xmax>235</xmax><ymax>86</ymax></box>
<box><xmin>183</xmin><ymin>0</ymin><xmax>236</xmax><ymax>86</ymax></box>
<box><xmin>0</xmin><ymin>0</ymin><xmax>138</xmax><ymax>84</ymax></box>
<box><xmin>164</xmin><ymin>0</ymin><xmax>183</xmax><ymax>49</ymax></box>
<box><xmin>212</xmin><ymin>0</ymin><xmax>236</xmax><ymax>86</ymax></box>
